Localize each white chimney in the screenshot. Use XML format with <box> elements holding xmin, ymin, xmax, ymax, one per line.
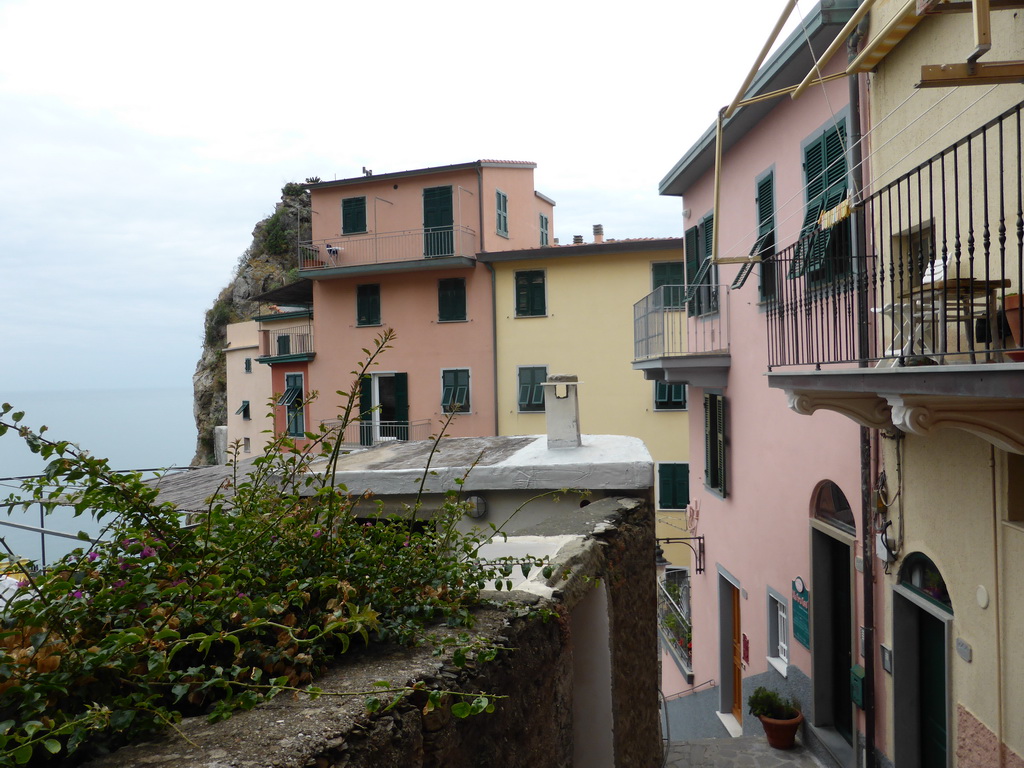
<box><xmin>542</xmin><ymin>374</ymin><xmax>582</xmax><ymax>449</ymax></box>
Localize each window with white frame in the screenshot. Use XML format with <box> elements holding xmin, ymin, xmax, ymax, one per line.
<box><xmin>441</xmin><ymin>368</ymin><xmax>470</xmax><ymax>413</ymax></box>
<box><xmin>768</xmin><ymin>590</ymin><xmax>789</xmax><ymax>673</ymax></box>
<box><xmin>517</xmin><ymin>366</ymin><xmax>547</xmax><ymax>412</ymax></box>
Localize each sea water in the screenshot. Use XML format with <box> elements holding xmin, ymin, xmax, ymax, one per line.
<box><xmin>0</xmin><ymin>387</ymin><xmax>196</xmax><ymax>567</ymax></box>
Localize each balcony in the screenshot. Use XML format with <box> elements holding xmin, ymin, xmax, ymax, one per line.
<box><xmin>320</xmin><ymin>418</ymin><xmax>432</xmax><ymax>449</ymax></box>
<box><xmin>298</xmin><ymin>226</ymin><xmax>479</xmax><ymax>276</ymax></box>
<box><xmin>766</xmin><ymin>100</ymin><xmax>1024</xmax><ymax>452</ymax></box>
<box><xmin>632</xmin><ymin>284</ymin><xmax>731</xmax><ymax>388</ymax></box>
<box><xmin>257</xmin><ymin>323</ymin><xmax>315</xmax><ymax>364</ymax></box>
<box><xmin>658</xmin><ymin>569</ymin><xmax>693</xmax><ymax>682</ymax></box>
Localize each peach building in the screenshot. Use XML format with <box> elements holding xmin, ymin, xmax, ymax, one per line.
<box><xmin>256</xmin><ymin>161</ymin><xmax>554</xmax><ymax>445</ymax></box>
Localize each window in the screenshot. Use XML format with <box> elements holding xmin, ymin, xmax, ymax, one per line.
<box><xmin>438</xmin><ymin>278</ymin><xmax>467</xmax><ymax>322</ymax></box>
<box><xmin>243</xmin><ymin>437</ymin><xmax>251</xmax><ymax>454</ymax></box>
<box><xmin>517</xmin><ymin>366</ymin><xmax>547</xmax><ymax>412</ymax></box>
<box><xmin>441</xmin><ymin>368</ymin><xmax>470</xmax><ymax>413</ymax></box>
<box><xmin>756</xmin><ymin>174</ymin><xmax>777</xmax><ymax>299</ymax></box>
<box><xmin>357</xmin><ymin>284</ymin><xmax>381</xmax><ymax>326</ymax></box>
<box><xmin>768</xmin><ymin>591</ymin><xmax>789</xmax><ymax>673</ymax></box>
<box><xmin>652</xmin><ymin>261</ymin><xmax>685</xmax><ymax>309</ymax></box>
<box><xmin>654</xmin><ymin>381</ymin><xmax>686</xmax><ymax>410</ymax></box>
<box><xmin>658</xmin><ymin>463</ymin><xmax>690</xmax><ymax>510</ymax></box>
<box><xmin>539</xmin><ymin>213</ymin><xmax>549</xmax><ymax>246</ymax></box>
<box><xmin>684</xmin><ymin>214</ymin><xmax>718</xmax><ymax>316</ymax></box>
<box><xmin>342</xmin><ymin>197</ymin><xmax>367</xmax><ymax>234</ymax></box>
<box><xmin>496</xmin><ymin>190</ymin><xmax>509</xmax><ymax>237</ymax></box>
<box><xmin>514</xmin><ymin>270</ymin><xmax>546</xmax><ymax>317</ymax></box>
<box><xmin>704</xmin><ymin>392</ymin><xmax>726</xmax><ymax>496</ymax></box>
<box><xmin>791</xmin><ymin>121</ymin><xmax>849</xmax><ymax>281</ymax></box>
<box><xmin>244</xmin><ymin>357</ymin><xmax>252</xmax><ymax>374</ymax></box>
<box><xmin>279</xmin><ymin>373</ymin><xmax>305</xmax><ymax>437</ymax></box>
<box><xmin>235</xmin><ymin>400</ymin><xmax>251</xmax><ymax>420</ymax></box>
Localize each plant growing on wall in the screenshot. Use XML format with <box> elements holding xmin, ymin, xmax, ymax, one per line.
<box><xmin>0</xmin><ymin>330</ymin><xmax>550</xmax><ymax>766</ymax></box>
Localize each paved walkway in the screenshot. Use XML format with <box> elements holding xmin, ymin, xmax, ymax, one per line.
<box><xmin>665</xmin><ymin>736</ymin><xmax>825</xmax><ymax>767</ymax></box>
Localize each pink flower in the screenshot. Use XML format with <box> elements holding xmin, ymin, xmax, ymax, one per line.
<box><xmin>73</xmin><ymin>590</ymin><xmax>84</xmax><ymax>598</ymax></box>
<box><xmin>17</xmin><ymin>579</ymin><xmax>29</xmax><ymax>588</ymax></box>
<box><xmin>112</xmin><ymin>580</ymin><xmax>126</xmax><ymax>589</ymax></box>
<box><xmin>140</xmin><ymin>546</ymin><xmax>156</xmax><ymax>558</ymax></box>
<box><xmin>313</xmin><ymin>530</ymin><xmax>322</xmax><ymax>538</ymax></box>
<box><xmin>87</xmin><ymin>552</ymin><xmax>99</xmax><ymax>562</ymax></box>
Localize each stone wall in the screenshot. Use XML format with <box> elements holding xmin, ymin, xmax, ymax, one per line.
<box><xmin>85</xmin><ymin>496</ymin><xmax>659</xmax><ymax>768</ymax></box>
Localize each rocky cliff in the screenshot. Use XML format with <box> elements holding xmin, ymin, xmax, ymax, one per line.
<box><xmin>191</xmin><ymin>183</ymin><xmax>311</xmax><ymax>465</ymax></box>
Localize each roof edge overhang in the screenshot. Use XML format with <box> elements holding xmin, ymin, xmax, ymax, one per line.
<box><xmin>659</xmin><ymin>0</ymin><xmax>861</xmax><ymax>197</ymax></box>
<box><xmin>479</xmin><ymin>238</ymin><xmax>683</xmax><ymax>262</ymax></box>
<box><xmin>307</xmin><ymin>161</ymin><xmax>537</xmax><ymax>191</ymax></box>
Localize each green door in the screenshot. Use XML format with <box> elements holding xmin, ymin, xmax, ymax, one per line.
<box><xmin>920</xmin><ymin>611</ymin><xmax>947</xmax><ymax>766</ymax></box>
<box><xmin>423</xmin><ymin>186</ymin><xmax>453</xmax><ymax>257</ymax></box>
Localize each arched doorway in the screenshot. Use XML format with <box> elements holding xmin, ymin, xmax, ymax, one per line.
<box><xmin>893</xmin><ymin>553</ymin><xmax>952</xmax><ymax>768</ymax></box>
<box><xmin>809</xmin><ymin>481</ymin><xmax>856</xmax><ymax>754</ymax></box>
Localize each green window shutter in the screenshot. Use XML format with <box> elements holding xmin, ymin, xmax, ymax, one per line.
<box><xmin>655</xmin><ymin>381</ymin><xmax>686</xmax><ymax>410</ymax></box>
<box><xmin>704</xmin><ymin>393</ymin><xmax>712</xmax><ymax>486</ymax></box>
<box><xmin>394</xmin><ymin>373</ymin><xmax>409</xmax><ymax>440</ymax></box>
<box><xmin>684</xmin><ymin>226</ymin><xmax>701</xmax><ymax>315</ymax></box>
<box><xmin>515</xmin><ymin>271</ymin><xmax>545</xmax><ymax>317</ymax></box>
<box><xmin>423</xmin><ymin>186</ymin><xmax>454</xmax><ymax>257</ymax></box>
<box><xmin>823</xmin><ymin>123</ymin><xmax>847</xmax><ymax>193</ymax></box>
<box><xmin>716</xmin><ymin>395</ymin><xmax>727</xmax><ymax>496</ymax></box>
<box><xmin>496</xmin><ymin>191</ymin><xmax>508</xmax><ymax>236</ymax></box>
<box><xmin>539</xmin><ymin>214</ymin><xmax>549</xmax><ymax>246</ymax></box>
<box><xmin>659</xmin><ymin>464</ymin><xmax>690</xmax><ymax>510</ymax></box>
<box><xmin>653</xmin><ymin>262</ymin><xmax>685</xmax><ymax>309</ymax></box>
<box><xmin>438</xmin><ymin>278</ymin><xmax>466</xmax><ymax>322</ymax></box>
<box><xmin>342</xmin><ymin>197</ymin><xmax>367</xmax><ymax>234</ymax></box>
<box><xmin>756</xmin><ymin>174</ymin><xmax>777</xmax><ymax>299</ymax></box>
<box><xmin>359</xmin><ymin>376</ymin><xmax>372</xmax><ymax>446</ymax></box>
<box><xmin>357</xmin><ymin>284</ymin><xmax>381</xmax><ymax>326</ymax></box>
<box><xmin>702</xmin><ymin>215</ymin><xmax>719</xmax><ymax>313</ymax></box>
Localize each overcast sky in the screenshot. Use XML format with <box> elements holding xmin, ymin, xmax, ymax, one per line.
<box><xmin>0</xmin><ymin>0</ymin><xmax>813</xmax><ymax>394</ymax></box>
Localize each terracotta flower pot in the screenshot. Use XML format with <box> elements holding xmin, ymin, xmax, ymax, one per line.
<box><xmin>758</xmin><ymin>711</ymin><xmax>804</xmax><ymax>750</ymax></box>
<box><xmin>1003</xmin><ymin>294</ymin><xmax>1024</xmax><ymax>361</ymax></box>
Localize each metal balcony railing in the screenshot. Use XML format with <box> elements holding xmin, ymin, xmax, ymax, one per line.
<box><xmin>259</xmin><ymin>324</ymin><xmax>314</xmax><ymax>358</ymax></box>
<box><xmin>320</xmin><ymin>418</ymin><xmax>432</xmax><ymax>449</ymax></box>
<box><xmin>299</xmin><ymin>226</ymin><xmax>479</xmax><ymax>270</ymax></box>
<box><xmin>767</xmin><ymin>100</ymin><xmax>1024</xmax><ymax>370</ymax></box>
<box><xmin>633</xmin><ymin>284</ymin><xmax>730</xmax><ymax>361</ymax></box>
<box><xmin>658</xmin><ymin>572</ymin><xmax>693</xmax><ymax>675</ymax></box>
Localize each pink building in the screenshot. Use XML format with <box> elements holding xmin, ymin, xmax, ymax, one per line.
<box><xmin>636</xmin><ymin>4</ymin><xmax>866</xmax><ymax>766</ymax></box>
<box><xmin>259</xmin><ymin>161</ymin><xmax>554</xmax><ymax>444</ymax></box>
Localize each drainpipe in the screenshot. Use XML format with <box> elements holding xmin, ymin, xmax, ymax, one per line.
<box><xmin>477</xmin><ymin>165</ymin><xmax>499</xmax><ymax>437</ymax></box>
<box><xmin>849</xmin><ymin>20</ymin><xmax>876</xmax><ymax>768</ymax></box>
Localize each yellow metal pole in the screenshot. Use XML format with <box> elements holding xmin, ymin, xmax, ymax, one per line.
<box><xmin>712</xmin><ymin>109</ymin><xmax>724</xmax><ymax>263</ymax></box>
<box><xmin>724</xmin><ymin>0</ymin><xmax>798</xmax><ymax>118</ymax></box>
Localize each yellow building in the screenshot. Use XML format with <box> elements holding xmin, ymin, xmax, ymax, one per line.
<box><xmin>479</xmin><ymin>233</ymin><xmax>695</xmax><ymax>567</ymax></box>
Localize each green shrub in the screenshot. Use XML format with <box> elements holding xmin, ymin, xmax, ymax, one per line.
<box><xmin>0</xmin><ymin>330</ymin><xmax>545</xmax><ymax>765</ymax></box>
<box><xmin>747</xmin><ymin>686</ymin><xmax>800</xmax><ymax>719</ymax></box>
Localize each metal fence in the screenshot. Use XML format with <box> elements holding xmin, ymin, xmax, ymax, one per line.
<box><xmin>767</xmin><ymin>100</ymin><xmax>1024</xmax><ymax>369</ymax></box>
<box><xmin>658</xmin><ymin>573</ymin><xmax>693</xmax><ymax>676</ymax></box>
<box><xmin>299</xmin><ymin>226</ymin><xmax>479</xmax><ymax>270</ymax></box>
<box><xmin>633</xmin><ymin>284</ymin><xmax>730</xmax><ymax>361</ymax></box>
<box><xmin>259</xmin><ymin>324</ymin><xmax>314</xmax><ymax>358</ymax></box>
<box><xmin>320</xmin><ymin>418</ymin><xmax>433</xmax><ymax>449</ymax></box>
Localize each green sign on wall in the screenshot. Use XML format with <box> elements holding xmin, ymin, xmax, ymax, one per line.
<box><xmin>792</xmin><ymin>577</ymin><xmax>810</xmax><ymax>650</ymax></box>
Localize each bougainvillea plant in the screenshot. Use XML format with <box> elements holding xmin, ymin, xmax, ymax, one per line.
<box><xmin>0</xmin><ymin>330</ymin><xmax>551</xmax><ymax>766</ymax></box>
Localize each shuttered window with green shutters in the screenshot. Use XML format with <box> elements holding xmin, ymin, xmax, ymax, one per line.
<box><xmin>756</xmin><ymin>173</ymin><xmax>777</xmax><ymax>299</ymax></box>
<box><xmin>704</xmin><ymin>392</ymin><xmax>726</xmax><ymax>496</ymax></box>
<box><xmin>652</xmin><ymin>261</ymin><xmax>685</xmax><ymax>309</ymax></box>
<box><xmin>514</xmin><ymin>270</ymin><xmax>546</xmax><ymax>317</ymax></box>
<box><xmin>342</xmin><ymin>197</ymin><xmax>367</xmax><ymax>234</ymax></box>
<box><xmin>684</xmin><ymin>215</ymin><xmax>718</xmax><ymax>316</ymax></box>
<box><xmin>539</xmin><ymin>214</ymin><xmax>549</xmax><ymax>246</ymax></box>
<box><xmin>517</xmin><ymin>366</ymin><xmax>547</xmax><ymax>412</ymax></box>
<box><xmin>659</xmin><ymin>463</ymin><xmax>690</xmax><ymax>510</ymax></box>
<box><xmin>791</xmin><ymin>122</ymin><xmax>848</xmax><ymax>281</ymax></box>
<box><xmin>438</xmin><ymin>278</ymin><xmax>466</xmax><ymax>322</ymax></box>
<box><xmin>441</xmin><ymin>369</ymin><xmax>470</xmax><ymax>413</ymax></box>
<box><xmin>357</xmin><ymin>284</ymin><xmax>381</xmax><ymax>326</ymax></box>
<box><xmin>284</xmin><ymin>373</ymin><xmax>305</xmax><ymax>437</ymax></box>
<box><xmin>654</xmin><ymin>381</ymin><xmax>686</xmax><ymax>410</ymax></box>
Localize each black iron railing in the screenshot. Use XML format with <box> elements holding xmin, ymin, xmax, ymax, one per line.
<box><xmin>767</xmin><ymin>100</ymin><xmax>1024</xmax><ymax>369</ymax></box>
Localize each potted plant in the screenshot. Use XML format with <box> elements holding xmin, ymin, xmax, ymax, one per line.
<box><xmin>1003</xmin><ymin>294</ymin><xmax>1024</xmax><ymax>361</ymax></box>
<box><xmin>747</xmin><ymin>686</ymin><xmax>803</xmax><ymax>749</ymax></box>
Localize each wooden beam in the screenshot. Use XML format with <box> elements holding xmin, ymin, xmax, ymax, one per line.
<box><xmin>848</xmin><ymin>0</ymin><xmax>922</xmax><ymax>73</ymax></box>
<box><xmin>921</xmin><ymin>0</ymin><xmax>1024</xmax><ymax>12</ymax></box>
<box><xmin>918</xmin><ymin>60</ymin><xmax>1024</xmax><ymax>87</ymax></box>
<box><xmin>969</xmin><ymin>0</ymin><xmax>992</xmax><ymax>63</ymax></box>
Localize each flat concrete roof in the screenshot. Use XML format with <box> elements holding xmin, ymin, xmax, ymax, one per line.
<box><xmin>307</xmin><ymin>434</ymin><xmax>653</xmax><ymax>496</ymax></box>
